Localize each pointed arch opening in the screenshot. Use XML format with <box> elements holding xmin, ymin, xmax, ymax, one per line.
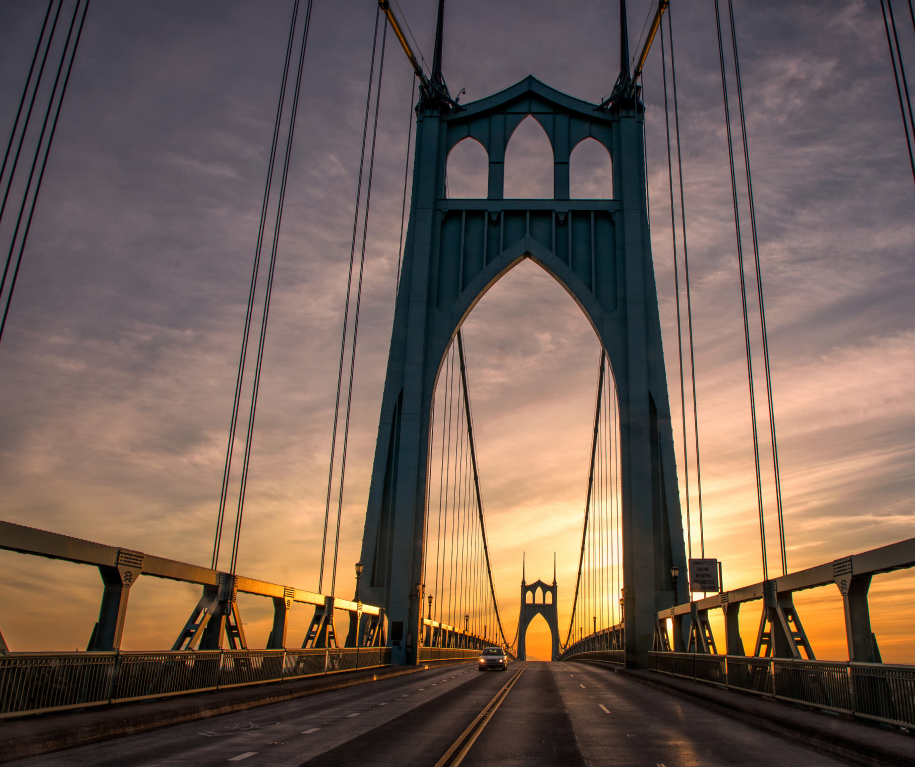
<box><xmin>570</xmin><ymin>138</ymin><xmax>613</xmax><ymax>199</ymax></box>
<box><xmin>523</xmin><ymin>613</ymin><xmax>553</xmax><ymax>660</ymax></box>
<box><xmin>446</xmin><ymin>138</ymin><xmax>488</xmax><ymax>199</ymax></box>
<box><xmin>424</xmin><ymin>256</ymin><xmax>623</xmax><ymax>657</ymax></box>
<box><xmin>504</xmin><ymin>116</ymin><xmax>553</xmax><ymax>199</ymax></box>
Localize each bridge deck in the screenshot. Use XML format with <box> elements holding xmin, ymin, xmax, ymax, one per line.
<box><xmin>10</xmin><ymin>661</ymin><xmax>913</xmax><ymax>766</ymax></box>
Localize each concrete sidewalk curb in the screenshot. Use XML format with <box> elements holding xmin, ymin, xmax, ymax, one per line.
<box><xmin>0</xmin><ymin>660</ymin><xmax>471</xmax><ymax>764</ymax></box>
<box><xmin>578</xmin><ymin>660</ymin><xmax>915</xmax><ymax>767</ymax></box>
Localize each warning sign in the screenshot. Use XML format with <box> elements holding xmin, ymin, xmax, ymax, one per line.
<box><xmin>689</xmin><ymin>558</ymin><xmax>719</xmax><ymax>593</ymax></box>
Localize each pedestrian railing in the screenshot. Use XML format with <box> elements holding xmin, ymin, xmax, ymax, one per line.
<box><xmin>648</xmin><ymin>652</ymin><xmax>915</xmax><ymax>729</ymax></box>
<box><xmin>0</xmin><ymin>647</ymin><xmax>391</xmax><ymax>719</ymax></box>
<box><xmin>417</xmin><ymin>647</ymin><xmax>481</xmax><ymax>663</ymax></box>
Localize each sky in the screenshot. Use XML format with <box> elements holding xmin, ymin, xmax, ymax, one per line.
<box><xmin>0</xmin><ymin>0</ymin><xmax>913</xmax><ymax>663</ymax></box>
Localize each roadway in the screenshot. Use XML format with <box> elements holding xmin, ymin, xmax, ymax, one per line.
<box><xmin>14</xmin><ymin>661</ymin><xmax>853</xmax><ymax>766</ymax></box>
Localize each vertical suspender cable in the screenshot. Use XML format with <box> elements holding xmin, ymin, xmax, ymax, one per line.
<box><xmin>229</xmin><ymin>0</ymin><xmax>315</xmax><ymax>576</ymax></box>
<box><xmin>565</xmin><ymin>351</ymin><xmax>605</xmax><ymax>647</ymax></box>
<box><xmin>214</xmin><ymin>0</ymin><xmax>301</xmax><ymax>568</ymax></box>
<box><xmin>0</xmin><ymin>0</ymin><xmax>60</xmax><ymax>229</ymax></box>
<box><xmin>318</xmin><ymin>6</ymin><xmax>381</xmax><ymax>591</ymax></box>
<box><xmin>726</xmin><ymin>0</ymin><xmax>787</xmax><ymax>575</ymax></box>
<box><xmin>660</xmin><ymin>22</ymin><xmax>692</xmax><ymax>562</ymax></box>
<box><xmin>0</xmin><ymin>0</ymin><xmax>90</xmax><ymax>347</ymax></box>
<box><xmin>667</xmin><ymin>6</ymin><xmax>706</xmax><ymax>557</ymax></box>
<box><xmin>714</xmin><ymin>0</ymin><xmax>768</xmax><ymax>582</ymax></box>
<box><xmin>329</xmin><ymin>17</ymin><xmax>388</xmax><ymax>597</ymax></box>
<box><xmin>881</xmin><ymin>0</ymin><xmax>915</xmax><ymax>185</ymax></box>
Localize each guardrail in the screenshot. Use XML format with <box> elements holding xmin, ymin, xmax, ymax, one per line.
<box><xmin>417</xmin><ymin>647</ymin><xmax>482</xmax><ymax>663</ymax></box>
<box><xmin>648</xmin><ymin>652</ymin><xmax>915</xmax><ymax>729</ymax></box>
<box><xmin>561</xmin><ymin>649</ymin><xmax>625</xmax><ymax>665</ymax></box>
<box><xmin>0</xmin><ymin>647</ymin><xmax>390</xmax><ymax>719</ymax></box>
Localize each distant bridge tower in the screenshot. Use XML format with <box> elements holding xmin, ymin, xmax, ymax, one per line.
<box><xmin>517</xmin><ymin>555</ymin><xmax>560</xmax><ymax>661</ymax></box>
<box><xmin>358</xmin><ymin>2</ymin><xmax>687</xmax><ymax>667</ymax></box>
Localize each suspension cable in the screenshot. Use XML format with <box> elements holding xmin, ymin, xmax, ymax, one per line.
<box><xmin>318</xmin><ymin>6</ymin><xmax>382</xmax><ymax>592</ymax></box>
<box><xmin>0</xmin><ymin>0</ymin><xmax>59</xmax><ymax>230</ymax></box>
<box><xmin>0</xmin><ymin>0</ymin><xmax>89</xmax><ymax>347</ymax></box>
<box><xmin>881</xmin><ymin>0</ymin><xmax>915</xmax><ymax>186</ymax></box>
<box><xmin>726</xmin><ymin>0</ymin><xmax>787</xmax><ymax>574</ymax></box>
<box><xmin>329</xmin><ymin>19</ymin><xmax>388</xmax><ymax>597</ymax></box>
<box><xmin>667</xmin><ymin>5</ymin><xmax>706</xmax><ymax>558</ymax></box>
<box><xmin>714</xmin><ymin>0</ymin><xmax>768</xmax><ymax>582</ymax></box>
<box><xmin>565</xmin><ymin>351</ymin><xmax>605</xmax><ymax>647</ymax></box>
<box><xmin>660</xmin><ymin>22</ymin><xmax>693</xmax><ymax>562</ymax></box>
<box><xmin>213</xmin><ymin>0</ymin><xmax>302</xmax><ymax>569</ymax></box>
<box><xmin>228</xmin><ymin>0</ymin><xmax>315</xmax><ymax>576</ymax></box>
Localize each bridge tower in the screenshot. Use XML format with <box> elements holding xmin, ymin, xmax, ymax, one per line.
<box><xmin>517</xmin><ymin>556</ymin><xmax>560</xmax><ymax>661</ymax></box>
<box><xmin>358</xmin><ymin>4</ymin><xmax>688</xmax><ymax>667</ymax></box>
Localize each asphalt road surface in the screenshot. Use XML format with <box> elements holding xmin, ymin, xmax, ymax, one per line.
<box><xmin>14</xmin><ymin>661</ymin><xmax>852</xmax><ymax>766</ymax></box>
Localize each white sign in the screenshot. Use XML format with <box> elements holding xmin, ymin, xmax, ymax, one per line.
<box><xmin>689</xmin><ymin>558</ymin><xmax>719</xmax><ymax>592</ymax></box>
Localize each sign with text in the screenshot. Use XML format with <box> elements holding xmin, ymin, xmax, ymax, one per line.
<box><xmin>689</xmin><ymin>558</ymin><xmax>719</xmax><ymax>593</ymax></box>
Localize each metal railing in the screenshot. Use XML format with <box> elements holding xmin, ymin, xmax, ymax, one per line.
<box><xmin>417</xmin><ymin>647</ymin><xmax>481</xmax><ymax>663</ymax></box>
<box><xmin>0</xmin><ymin>647</ymin><xmax>391</xmax><ymax>719</ymax></box>
<box><xmin>648</xmin><ymin>652</ymin><xmax>915</xmax><ymax>729</ymax></box>
<box><xmin>561</xmin><ymin>650</ymin><xmax>625</xmax><ymax>666</ymax></box>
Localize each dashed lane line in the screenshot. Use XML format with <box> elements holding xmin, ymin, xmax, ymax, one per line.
<box><xmin>599</xmin><ymin>704</ymin><xmax>610</xmax><ymax>714</ymax></box>
<box><xmin>302</xmin><ymin>728</ymin><xmax>320</xmax><ymax>734</ymax></box>
<box><xmin>228</xmin><ymin>754</ymin><xmax>257</xmax><ymax>762</ymax></box>
<box><xmin>579</xmin><ymin>684</ymin><xmax>585</xmax><ymax>688</ymax></box>
<box><xmin>346</xmin><ymin>713</ymin><xmax>361</xmax><ymax>718</ymax></box>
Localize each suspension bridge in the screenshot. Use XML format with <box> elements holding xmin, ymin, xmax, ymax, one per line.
<box><xmin>1</xmin><ymin>0</ymin><xmax>915</xmax><ymax>764</ymax></box>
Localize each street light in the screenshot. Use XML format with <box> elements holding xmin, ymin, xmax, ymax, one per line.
<box><xmin>464</xmin><ymin>615</ymin><xmax>469</xmax><ymax>632</ymax></box>
<box><xmin>671</xmin><ymin>565</ymin><xmax>680</xmax><ymax>607</ymax></box>
<box><xmin>427</xmin><ymin>594</ymin><xmax>433</xmax><ymax>621</ymax></box>
<box><xmin>593</xmin><ymin>616</ymin><xmax>597</xmax><ymax>635</ymax></box>
<box><xmin>355</xmin><ymin>562</ymin><xmax>363</xmax><ymax>602</ymax></box>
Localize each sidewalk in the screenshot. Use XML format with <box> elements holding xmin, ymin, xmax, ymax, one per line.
<box><xmin>583</xmin><ymin>660</ymin><xmax>915</xmax><ymax>767</ymax></box>
<box><xmin>0</xmin><ymin>662</ymin><xmax>449</xmax><ymax>763</ymax></box>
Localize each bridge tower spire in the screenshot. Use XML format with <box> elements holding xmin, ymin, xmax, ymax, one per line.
<box><xmin>619</xmin><ymin>0</ymin><xmax>631</xmax><ymax>81</ymax></box>
<box><xmin>357</xmin><ymin>66</ymin><xmax>687</xmax><ymax>667</ymax></box>
<box><xmin>431</xmin><ymin>0</ymin><xmax>446</xmax><ymax>88</ymax></box>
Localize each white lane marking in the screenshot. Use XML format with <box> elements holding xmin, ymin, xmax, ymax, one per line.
<box><xmin>379</xmin><ymin>702</ymin><xmax>388</xmax><ymax>706</ymax></box>
<box><xmin>580</xmin><ymin>684</ymin><xmax>586</xmax><ymax>689</ymax></box>
<box><xmin>199</xmin><ymin>731</ymin><xmax>219</xmax><ymax>737</ymax></box>
<box><xmin>228</xmin><ymin>754</ymin><xmax>257</xmax><ymax>762</ymax></box>
<box><xmin>599</xmin><ymin>704</ymin><xmax>610</xmax><ymax>714</ymax></box>
<box><xmin>302</xmin><ymin>728</ymin><xmax>320</xmax><ymax>734</ymax></box>
<box><xmin>346</xmin><ymin>712</ymin><xmax>360</xmax><ymax>718</ymax></box>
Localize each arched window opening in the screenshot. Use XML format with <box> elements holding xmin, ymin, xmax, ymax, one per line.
<box><xmin>545</xmin><ymin>590</ymin><xmax>553</xmax><ymax>604</ymax></box>
<box><xmin>446</xmin><ymin>138</ymin><xmax>488</xmax><ymax>199</ymax></box>
<box><xmin>524</xmin><ymin>613</ymin><xmax>553</xmax><ymax>661</ymax></box>
<box><xmin>504</xmin><ymin>115</ymin><xmax>553</xmax><ymax>199</ymax></box>
<box><xmin>570</xmin><ymin>138</ymin><xmax>612</xmax><ymax>199</ymax></box>
<box><xmin>526</xmin><ymin>590</ymin><xmax>533</xmax><ymax>604</ymax></box>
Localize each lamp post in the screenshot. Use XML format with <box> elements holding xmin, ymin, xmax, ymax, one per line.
<box><xmin>671</xmin><ymin>565</ymin><xmax>680</xmax><ymax>607</ymax></box>
<box><xmin>427</xmin><ymin>594</ymin><xmax>433</xmax><ymax>621</ymax></box>
<box><xmin>593</xmin><ymin>616</ymin><xmax>597</xmax><ymax>635</ymax></box>
<box><xmin>355</xmin><ymin>561</ymin><xmax>363</xmax><ymax>603</ymax></box>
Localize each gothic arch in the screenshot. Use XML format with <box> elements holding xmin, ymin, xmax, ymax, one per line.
<box><xmin>504</xmin><ymin>115</ymin><xmax>553</xmax><ymax>199</ymax></box>
<box><xmin>446</xmin><ymin>137</ymin><xmax>488</xmax><ymax>199</ymax></box>
<box><xmin>570</xmin><ymin>137</ymin><xmax>613</xmax><ymax>199</ymax></box>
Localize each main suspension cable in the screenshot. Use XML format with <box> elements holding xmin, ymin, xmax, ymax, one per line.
<box><xmin>395</xmin><ymin>74</ymin><xmax>416</xmax><ymax>296</ymax></box>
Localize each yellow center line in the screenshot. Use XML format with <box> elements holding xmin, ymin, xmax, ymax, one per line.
<box><xmin>434</xmin><ymin>663</ymin><xmax>529</xmax><ymax>767</ymax></box>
